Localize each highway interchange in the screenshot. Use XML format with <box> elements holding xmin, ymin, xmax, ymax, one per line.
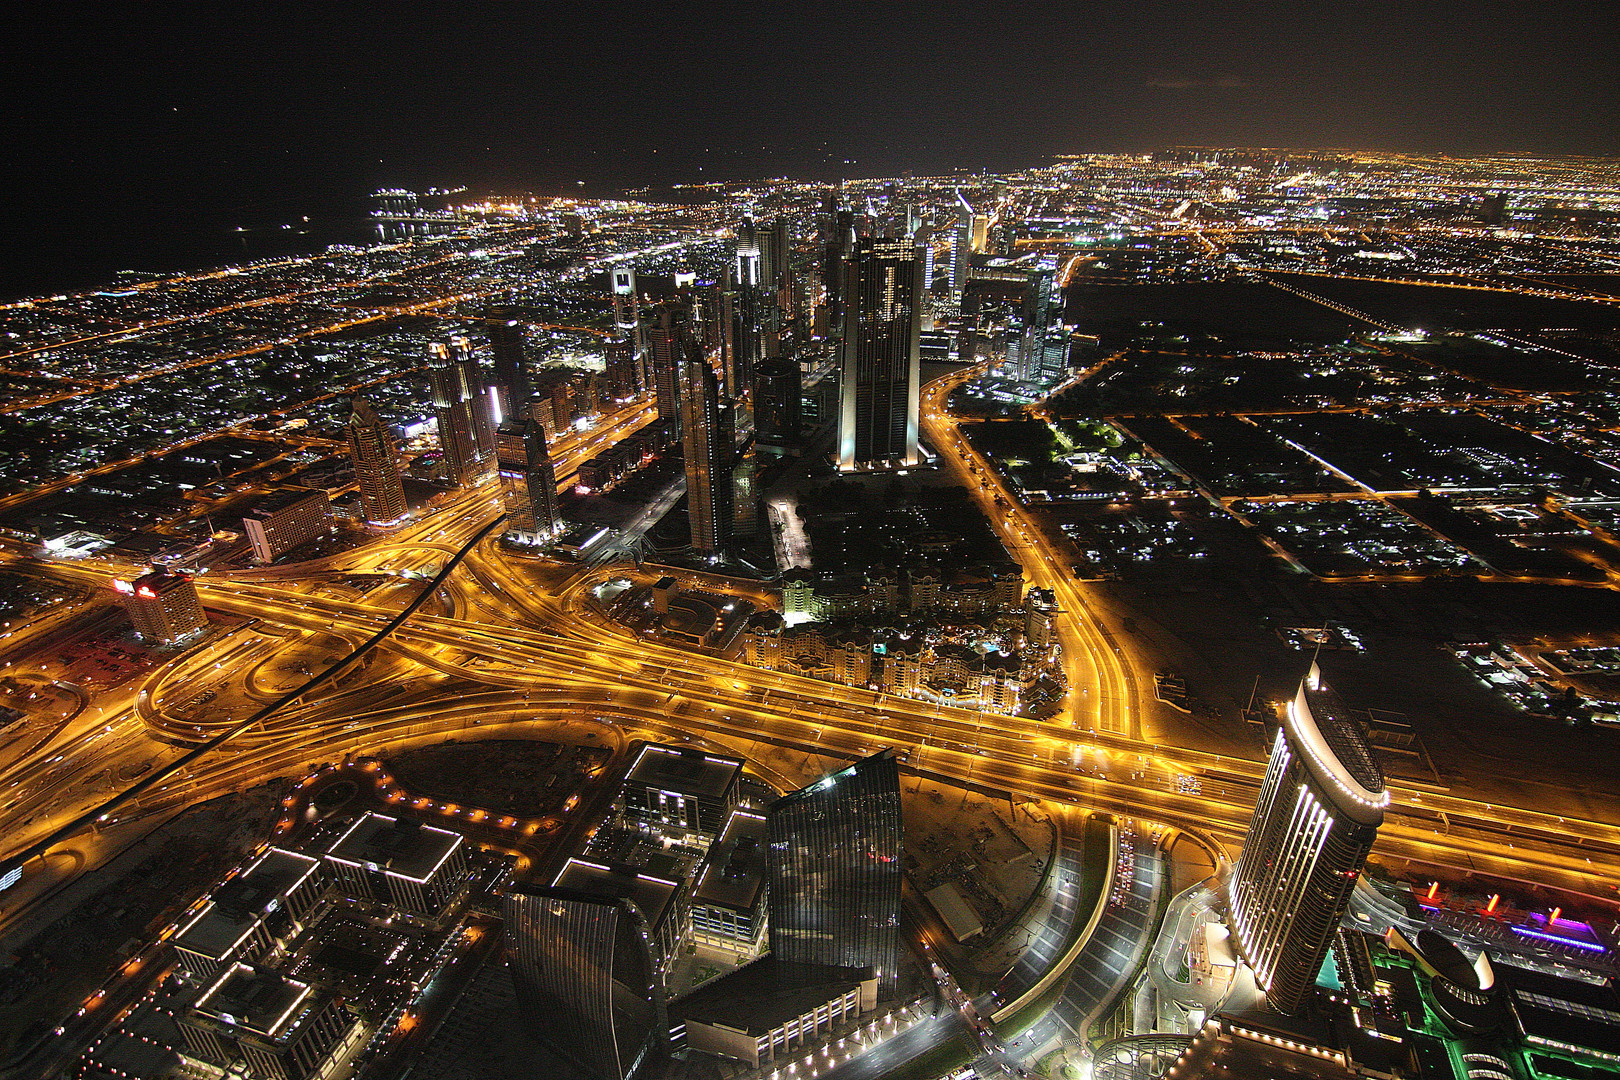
<box><xmin>4</xmin><ymin>368</ymin><xmax>1620</xmax><ymax>929</ymax></box>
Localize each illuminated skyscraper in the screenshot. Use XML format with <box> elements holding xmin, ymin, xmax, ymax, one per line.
<box><xmin>428</xmin><ymin>337</ymin><xmax>491</xmax><ymax>486</ymax></box>
<box><xmin>949</xmin><ymin>192</ymin><xmax>974</xmax><ymax>302</ymax></box>
<box><xmin>611</xmin><ymin>266</ymin><xmax>647</xmax><ymax>396</ymax></box>
<box><xmin>837</xmin><ymin>237</ymin><xmax>922</xmax><ymax>470</ymax></box>
<box><xmin>732</xmin><ymin>222</ymin><xmax>764</xmax><ymax>396</ymax></box>
<box><xmin>504</xmin><ymin>886</ymin><xmax>661</xmax><ymax>1080</ymax></box>
<box><xmin>1228</xmin><ymin>663</ymin><xmax>1388</xmax><ymax>1016</ymax></box>
<box><xmin>496</xmin><ymin>417</ymin><xmax>561</xmax><ymax>544</ymax></box>
<box><xmin>678</xmin><ymin>335</ymin><xmax>734</xmax><ymax>556</ymax></box>
<box><xmin>647</xmin><ymin>307</ymin><xmax>685</xmax><ymax>426</ymax></box>
<box><xmin>768</xmin><ymin>750</ymin><xmax>903</xmax><ymax>994</ymax></box>
<box><xmin>113</xmin><ymin>569</ymin><xmax>207</xmax><ymax>644</ymax></box>
<box><xmin>346</xmin><ymin>397</ymin><xmax>407</xmax><ymax>525</ymax></box>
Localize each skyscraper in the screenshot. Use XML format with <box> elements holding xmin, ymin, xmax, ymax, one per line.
<box><xmin>428</xmin><ymin>338</ymin><xmax>490</xmax><ymax>486</ymax></box>
<box><xmin>1227</xmin><ymin>663</ymin><xmax>1389</xmax><ymax>1016</ymax></box>
<box><xmin>496</xmin><ymin>417</ymin><xmax>561</xmax><ymax>544</ymax></box>
<box><xmin>647</xmin><ymin>307</ymin><xmax>685</xmax><ymax>426</ymax></box>
<box><xmin>837</xmin><ymin>237</ymin><xmax>922</xmax><ymax>470</ymax></box>
<box><xmin>484</xmin><ymin>311</ymin><xmax>533</xmax><ymax>424</ymax></box>
<box><xmin>949</xmin><ymin>192</ymin><xmax>974</xmax><ymax>303</ymax></box>
<box><xmin>767</xmin><ymin>750</ymin><xmax>903</xmax><ymax>994</ymax></box>
<box><xmin>1017</xmin><ymin>264</ymin><xmax>1067</xmax><ymax>386</ymax></box>
<box><xmin>732</xmin><ymin>223</ymin><xmax>764</xmax><ymax>396</ymax></box>
<box><xmin>753</xmin><ymin>356</ymin><xmax>802</xmax><ymax>454</ymax></box>
<box><xmin>504</xmin><ymin>886</ymin><xmax>661</xmax><ymax>1080</ymax></box>
<box><xmin>346</xmin><ymin>397</ymin><xmax>407</xmax><ymax>525</ymax></box>
<box><xmin>611</xmin><ymin>266</ymin><xmax>647</xmax><ymax>396</ymax></box>
<box><xmin>678</xmin><ymin>334</ymin><xmax>734</xmax><ymax>556</ymax></box>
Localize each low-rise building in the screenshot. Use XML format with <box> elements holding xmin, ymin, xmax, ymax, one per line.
<box><xmin>620</xmin><ymin>744</ymin><xmax>743</xmax><ymax>837</ymax></box>
<box><xmin>689</xmin><ymin>810</ymin><xmax>769</xmax><ymax>956</ymax></box>
<box><xmin>322</xmin><ymin>812</ymin><xmax>468</xmax><ymax>916</ymax></box>
<box><xmin>179</xmin><ymin>963</ymin><xmax>360</xmax><ymax>1080</ymax></box>
<box><xmin>670</xmin><ymin>958</ymin><xmax>878</xmax><ymax>1069</ymax></box>
<box><xmin>172</xmin><ymin>847</ymin><xmax>326</xmax><ymax>981</ymax></box>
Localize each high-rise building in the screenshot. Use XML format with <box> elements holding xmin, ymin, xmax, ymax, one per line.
<box><xmin>242</xmin><ymin>488</ymin><xmax>332</xmax><ymax>564</ymax></box>
<box><xmin>912</xmin><ymin>222</ymin><xmax>935</xmax><ymax>295</ymax></box>
<box><xmin>753</xmin><ymin>357</ymin><xmax>802</xmax><ymax>454</ymax></box>
<box><xmin>837</xmin><ymin>237</ymin><xmax>922</xmax><ymax>470</ymax></box>
<box><xmin>679</xmin><ymin>334</ymin><xmax>734</xmax><ymax>556</ymax></box>
<box><xmin>496</xmin><ymin>417</ymin><xmax>561</xmax><ymax>544</ymax></box>
<box><xmin>767</xmin><ymin>750</ymin><xmax>903</xmax><ymax>994</ymax></box>
<box><xmin>346</xmin><ymin>397</ymin><xmax>407</xmax><ymax>525</ymax></box>
<box><xmin>428</xmin><ymin>338</ymin><xmax>491</xmax><ymax>486</ymax></box>
<box><xmin>732</xmin><ymin>227</ymin><xmax>764</xmax><ymax>397</ymax></box>
<box><xmin>504</xmin><ymin>885</ymin><xmax>661</xmax><ymax>1080</ymax></box>
<box><xmin>113</xmin><ymin>569</ymin><xmax>207</xmax><ymax>644</ymax></box>
<box><xmin>1227</xmin><ymin>663</ymin><xmax>1388</xmax><ymax>1016</ymax></box>
<box><xmin>611</xmin><ymin>266</ymin><xmax>648</xmax><ymax>396</ymax></box>
<box><xmin>1017</xmin><ymin>265</ymin><xmax>1067</xmax><ymax>386</ymax></box>
<box><xmin>949</xmin><ymin>193</ymin><xmax>974</xmax><ymax>302</ymax></box>
<box><xmin>647</xmin><ymin>307</ymin><xmax>685</xmax><ymax>426</ymax></box>
<box><xmin>485</xmin><ymin>311</ymin><xmax>533</xmax><ymax>424</ymax></box>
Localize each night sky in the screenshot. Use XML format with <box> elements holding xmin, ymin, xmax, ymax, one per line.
<box><xmin>1</xmin><ymin>2</ymin><xmax>1617</xmax><ymax>293</ymax></box>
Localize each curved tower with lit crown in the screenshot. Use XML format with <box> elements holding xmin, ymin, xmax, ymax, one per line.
<box><xmin>346</xmin><ymin>397</ymin><xmax>407</xmax><ymax>525</ymax></box>
<box><xmin>1228</xmin><ymin>663</ymin><xmax>1388</xmax><ymax>1015</ymax></box>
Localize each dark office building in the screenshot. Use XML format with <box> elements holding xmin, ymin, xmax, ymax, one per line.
<box><xmin>767</xmin><ymin>750</ymin><xmax>903</xmax><ymax>994</ymax></box>
<box><xmin>604</xmin><ymin>335</ymin><xmax>639</xmax><ymax>402</ymax></box>
<box><xmin>647</xmin><ymin>307</ymin><xmax>686</xmax><ymax>426</ymax></box>
<box><xmin>503</xmin><ymin>885</ymin><xmax>661</xmax><ymax>1080</ymax></box>
<box><xmin>680</xmin><ymin>345</ymin><xmax>734</xmax><ymax>556</ymax></box>
<box><xmin>836</xmin><ymin>237</ymin><xmax>922</xmax><ymax>470</ymax></box>
<box><xmin>753</xmin><ymin>357</ymin><xmax>802</xmax><ymax>453</ymax></box>
<box><xmin>496</xmin><ymin>418</ymin><xmax>560</xmax><ymax>544</ymax></box>
<box><xmin>485</xmin><ymin>311</ymin><xmax>533</xmax><ymax>423</ymax></box>
<box><xmin>1228</xmin><ymin>663</ymin><xmax>1388</xmax><ymax>1016</ymax></box>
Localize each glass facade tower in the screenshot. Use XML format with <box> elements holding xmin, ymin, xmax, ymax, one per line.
<box><xmin>504</xmin><ymin>885</ymin><xmax>660</xmax><ymax>1080</ymax></box>
<box><xmin>767</xmin><ymin>750</ymin><xmax>903</xmax><ymax>994</ymax></box>
<box><xmin>836</xmin><ymin>237</ymin><xmax>922</xmax><ymax>470</ymax></box>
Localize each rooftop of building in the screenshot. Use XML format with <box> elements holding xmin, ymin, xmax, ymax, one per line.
<box><xmin>625</xmin><ymin>744</ymin><xmax>743</xmax><ymax>801</ymax></box>
<box><xmin>1289</xmin><ymin>663</ymin><xmax>1387</xmax><ymax>823</ymax></box>
<box><xmin>245</xmin><ymin>486</ymin><xmax>326</xmax><ymax>519</ymax></box>
<box><xmin>192</xmin><ymin>963</ymin><xmax>317</xmax><ymax>1040</ymax></box>
<box><xmin>670</xmin><ymin>956</ymin><xmax>876</xmax><ymax>1036</ymax></box>
<box><xmin>325</xmin><ymin>812</ymin><xmax>463</xmax><ymax>883</ymax></box>
<box><xmin>127</xmin><ymin>568</ymin><xmax>195</xmax><ymax>595</ymax></box>
<box><xmin>1498</xmin><ymin>961</ymin><xmax>1620</xmax><ymax>1062</ymax></box>
<box><xmin>690</xmin><ymin>810</ymin><xmax>768</xmax><ymax>913</ymax></box>
<box><xmin>173</xmin><ymin>848</ymin><xmax>321</xmax><ymax>959</ymax></box>
<box><xmin>551</xmin><ymin>857</ymin><xmax>680</xmax><ymax>932</ymax></box>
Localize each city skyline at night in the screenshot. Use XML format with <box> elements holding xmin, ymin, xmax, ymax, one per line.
<box><xmin>2</xmin><ymin>5</ymin><xmax>1620</xmax><ymax>1078</ymax></box>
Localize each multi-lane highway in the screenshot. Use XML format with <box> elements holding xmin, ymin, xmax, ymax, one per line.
<box><xmin>4</xmin><ymin>369</ymin><xmax>1620</xmax><ymax>922</ymax></box>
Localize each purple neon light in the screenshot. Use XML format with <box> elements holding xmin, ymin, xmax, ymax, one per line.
<box><xmin>1511</xmin><ymin>926</ymin><xmax>1607</xmax><ymax>952</ymax></box>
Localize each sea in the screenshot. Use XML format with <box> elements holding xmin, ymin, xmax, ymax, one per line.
<box><xmin>0</xmin><ymin>164</ymin><xmax>406</xmax><ymax>302</ymax></box>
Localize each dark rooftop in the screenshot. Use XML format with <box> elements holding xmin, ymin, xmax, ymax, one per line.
<box><xmin>690</xmin><ymin>810</ymin><xmax>768</xmax><ymax>913</ymax></box>
<box><xmin>552</xmin><ymin>857</ymin><xmax>680</xmax><ymax>932</ymax></box>
<box><xmin>325</xmin><ymin>812</ymin><xmax>462</xmax><ymax>882</ymax></box>
<box><xmin>670</xmin><ymin>957</ymin><xmax>875</xmax><ymax>1036</ymax></box>
<box><xmin>625</xmin><ymin>744</ymin><xmax>743</xmax><ymax>801</ymax></box>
